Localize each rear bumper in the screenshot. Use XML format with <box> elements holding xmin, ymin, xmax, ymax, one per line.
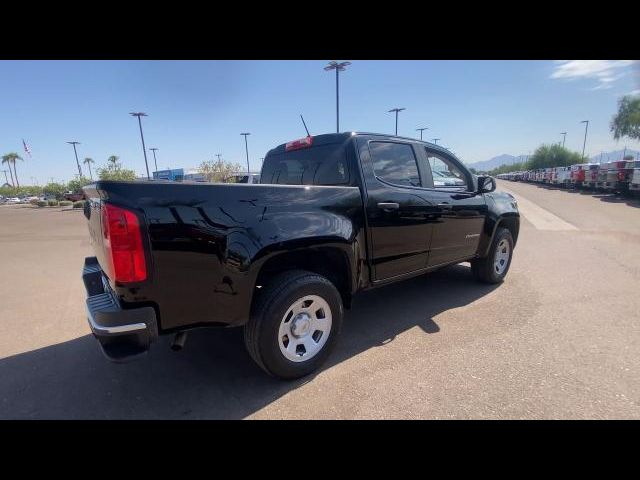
<box><xmin>83</xmin><ymin>257</ymin><xmax>158</xmax><ymax>362</ymax></box>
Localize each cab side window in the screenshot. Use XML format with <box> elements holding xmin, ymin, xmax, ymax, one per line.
<box><xmin>425</xmin><ymin>149</ymin><xmax>468</xmax><ymax>190</ymax></box>
<box><xmin>369</xmin><ymin>142</ymin><xmax>421</xmax><ymax>187</ymax></box>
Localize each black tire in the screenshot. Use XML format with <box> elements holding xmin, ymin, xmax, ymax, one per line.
<box><xmin>244</xmin><ymin>269</ymin><xmax>343</xmax><ymax>379</ymax></box>
<box><xmin>471</xmin><ymin>227</ymin><xmax>514</xmax><ymax>284</ymax></box>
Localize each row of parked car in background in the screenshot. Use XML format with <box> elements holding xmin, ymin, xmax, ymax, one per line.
<box><xmin>0</xmin><ymin>191</ymin><xmax>85</xmax><ymax>205</ymax></box>
<box><xmin>496</xmin><ymin>159</ymin><xmax>640</xmax><ymax>196</ymax></box>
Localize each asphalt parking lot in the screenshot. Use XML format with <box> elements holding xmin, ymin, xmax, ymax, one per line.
<box><xmin>1</xmin><ymin>183</ymin><xmax>640</xmax><ymax>419</ymax></box>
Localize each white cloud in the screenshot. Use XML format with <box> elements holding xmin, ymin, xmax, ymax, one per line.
<box><xmin>550</xmin><ymin>60</ymin><xmax>637</xmax><ymax>89</ymax></box>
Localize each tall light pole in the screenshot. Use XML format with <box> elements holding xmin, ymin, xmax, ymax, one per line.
<box><xmin>130</xmin><ymin>112</ymin><xmax>151</xmax><ymax>180</ymax></box>
<box><xmin>324</xmin><ymin>61</ymin><xmax>351</xmax><ymax>133</ymax></box>
<box><xmin>149</xmin><ymin>147</ymin><xmax>159</xmax><ymax>177</ymax></box>
<box><xmin>416</xmin><ymin>127</ymin><xmax>429</xmax><ymax>140</ymax></box>
<box><xmin>580</xmin><ymin>120</ymin><xmax>589</xmax><ymax>161</ymax></box>
<box><xmin>432</xmin><ymin>138</ymin><xmax>440</xmax><ymax>145</ymax></box>
<box><xmin>560</xmin><ymin>132</ymin><xmax>567</xmax><ymax>148</ymax></box>
<box><xmin>66</xmin><ymin>141</ymin><xmax>83</xmax><ymax>178</ymax></box>
<box><xmin>388</xmin><ymin>108</ymin><xmax>406</xmax><ymax>136</ymax></box>
<box><xmin>241</xmin><ymin>133</ymin><xmax>251</xmax><ymax>173</ymax></box>
<box><xmin>2</xmin><ymin>169</ymin><xmax>10</xmax><ymax>185</ymax></box>
<box><xmin>216</xmin><ymin>154</ymin><xmax>222</xmax><ymax>163</ymax></box>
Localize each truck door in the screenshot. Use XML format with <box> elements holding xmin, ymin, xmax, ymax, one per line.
<box><xmin>356</xmin><ymin>137</ymin><xmax>435</xmax><ymax>281</ymax></box>
<box><xmin>418</xmin><ymin>147</ymin><xmax>488</xmax><ymax>267</ymax></box>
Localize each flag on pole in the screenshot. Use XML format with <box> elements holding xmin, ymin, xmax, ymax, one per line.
<box><xmin>22</xmin><ymin>139</ymin><xmax>32</xmax><ymax>158</ymax></box>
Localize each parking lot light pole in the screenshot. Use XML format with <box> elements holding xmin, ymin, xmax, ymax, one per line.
<box><xmin>580</xmin><ymin>120</ymin><xmax>589</xmax><ymax>161</ymax></box>
<box><xmin>130</xmin><ymin>112</ymin><xmax>151</xmax><ymax>180</ymax></box>
<box><xmin>388</xmin><ymin>108</ymin><xmax>406</xmax><ymax>136</ymax></box>
<box><xmin>416</xmin><ymin>127</ymin><xmax>429</xmax><ymax>140</ymax></box>
<box><xmin>241</xmin><ymin>133</ymin><xmax>251</xmax><ymax>173</ymax></box>
<box><xmin>149</xmin><ymin>148</ymin><xmax>159</xmax><ymax>177</ymax></box>
<box><xmin>324</xmin><ymin>61</ymin><xmax>351</xmax><ymax>133</ymax></box>
<box><xmin>432</xmin><ymin>138</ymin><xmax>440</xmax><ymax>145</ymax></box>
<box><xmin>560</xmin><ymin>132</ymin><xmax>567</xmax><ymax>148</ymax></box>
<box><xmin>66</xmin><ymin>141</ymin><xmax>83</xmax><ymax>178</ymax></box>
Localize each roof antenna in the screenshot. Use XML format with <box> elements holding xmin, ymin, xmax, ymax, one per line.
<box><xmin>300</xmin><ymin>114</ymin><xmax>311</xmax><ymax>137</ymax></box>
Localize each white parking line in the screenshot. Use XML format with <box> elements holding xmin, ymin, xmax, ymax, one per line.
<box><xmin>499</xmin><ymin>187</ymin><xmax>579</xmax><ymax>231</ymax></box>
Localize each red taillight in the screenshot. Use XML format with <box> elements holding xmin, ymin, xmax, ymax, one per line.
<box><xmin>285</xmin><ymin>136</ymin><xmax>313</xmax><ymax>151</ymax></box>
<box><xmin>618</xmin><ymin>171</ymin><xmax>625</xmax><ymax>181</ymax></box>
<box><xmin>102</xmin><ymin>203</ymin><xmax>147</xmax><ymax>283</ymax></box>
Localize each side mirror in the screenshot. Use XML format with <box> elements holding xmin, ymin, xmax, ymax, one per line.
<box><xmin>477</xmin><ymin>175</ymin><xmax>496</xmax><ymax>193</ymax></box>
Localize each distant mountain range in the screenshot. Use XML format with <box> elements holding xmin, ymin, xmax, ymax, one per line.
<box><xmin>467</xmin><ymin>149</ymin><xmax>640</xmax><ymax>172</ymax></box>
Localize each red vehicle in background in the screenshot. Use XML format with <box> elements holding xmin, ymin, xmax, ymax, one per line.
<box><xmin>582</xmin><ymin>164</ymin><xmax>600</xmax><ymax>189</ymax></box>
<box><xmin>604</xmin><ymin>160</ymin><xmax>630</xmax><ymax>192</ymax></box>
<box><xmin>64</xmin><ymin>191</ymin><xmax>85</xmax><ymax>202</ymax></box>
<box><xmin>570</xmin><ymin>164</ymin><xmax>587</xmax><ymax>187</ymax></box>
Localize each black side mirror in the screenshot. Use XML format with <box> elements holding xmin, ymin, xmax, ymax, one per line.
<box><xmin>477</xmin><ymin>175</ymin><xmax>496</xmax><ymax>193</ymax></box>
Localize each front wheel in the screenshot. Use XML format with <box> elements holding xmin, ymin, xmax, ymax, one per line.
<box><xmin>471</xmin><ymin>227</ymin><xmax>514</xmax><ymax>284</ymax></box>
<box><xmin>244</xmin><ymin>270</ymin><xmax>343</xmax><ymax>379</ymax></box>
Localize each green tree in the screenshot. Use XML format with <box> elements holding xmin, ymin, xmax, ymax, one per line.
<box><xmin>67</xmin><ymin>176</ymin><xmax>92</xmax><ymax>193</ymax></box>
<box><xmin>527</xmin><ymin>144</ymin><xmax>584</xmax><ymax>170</ymax></box>
<box><xmin>489</xmin><ymin>162</ymin><xmax>526</xmax><ymax>176</ymax></box>
<box><xmin>611</xmin><ymin>95</ymin><xmax>640</xmax><ymax>141</ymax></box>
<box><xmin>2</xmin><ymin>153</ymin><xmax>23</xmax><ymax>187</ymax></box>
<box><xmin>43</xmin><ymin>182</ymin><xmax>67</xmax><ymax>200</ymax></box>
<box><xmin>197</xmin><ymin>158</ymin><xmax>243</xmax><ymax>183</ymax></box>
<box><xmin>83</xmin><ymin>157</ymin><xmax>95</xmax><ymax>180</ymax></box>
<box><xmin>2</xmin><ymin>155</ymin><xmax>15</xmax><ymax>187</ymax></box>
<box><xmin>97</xmin><ymin>155</ymin><xmax>137</xmax><ymax>181</ymax></box>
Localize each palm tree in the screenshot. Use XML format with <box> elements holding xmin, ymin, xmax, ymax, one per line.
<box><xmin>2</xmin><ymin>155</ymin><xmax>15</xmax><ymax>187</ymax></box>
<box><xmin>107</xmin><ymin>155</ymin><xmax>119</xmax><ymax>166</ymax></box>
<box><xmin>2</xmin><ymin>153</ymin><xmax>22</xmax><ymax>187</ymax></box>
<box><xmin>83</xmin><ymin>157</ymin><xmax>95</xmax><ymax>180</ymax></box>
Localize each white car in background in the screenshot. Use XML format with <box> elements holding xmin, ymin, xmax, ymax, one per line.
<box><xmin>5</xmin><ymin>197</ymin><xmax>21</xmax><ymax>204</ymax></box>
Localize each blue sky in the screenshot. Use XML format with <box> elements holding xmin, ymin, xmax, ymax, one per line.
<box><xmin>1</xmin><ymin>60</ymin><xmax>639</xmax><ymax>185</ymax></box>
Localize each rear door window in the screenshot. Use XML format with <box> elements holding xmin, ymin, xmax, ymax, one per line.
<box><xmin>368</xmin><ymin>142</ymin><xmax>421</xmax><ymax>187</ymax></box>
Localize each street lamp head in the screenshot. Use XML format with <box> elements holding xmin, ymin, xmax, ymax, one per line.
<box><xmin>388</xmin><ymin>108</ymin><xmax>406</xmax><ymax>113</ymax></box>
<box><xmin>580</xmin><ymin>120</ymin><xmax>588</xmax><ymax>124</ymax></box>
<box><xmin>241</xmin><ymin>132</ymin><xmax>251</xmax><ymax>136</ymax></box>
<box><xmin>130</xmin><ymin>112</ymin><xmax>148</xmax><ymax>117</ymax></box>
<box><xmin>149</xmin><ymin>147</ymin><xmax>158</xmax><ymax>151</ymax></box>
<box><xmin>66</xmin><ymin>141</ymin><xmax>80</xmax><ymax>145</ymax></box>
<box><xmin>324</xmin><ymin>61</ymin><xmax>351</xmax><ymax>71</ymax></box>
<box><xmin>416</xmin><ymin>127</ymin><xmax>429</xmax><ymax>131</ymax></box>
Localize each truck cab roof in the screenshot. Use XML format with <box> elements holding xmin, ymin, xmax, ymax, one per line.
<box><xmin>266</xmin><ymin>132</ymin><xmax>457</xmax><ymax>159</ymax></box>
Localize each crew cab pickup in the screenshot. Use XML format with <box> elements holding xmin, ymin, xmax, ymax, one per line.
<box><xmin>81</xmin><ymin>132</ymin><xmax>520</xmax><ymax>379</ymax></box>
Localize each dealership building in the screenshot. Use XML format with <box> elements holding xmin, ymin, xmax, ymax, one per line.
<box><xmin>152</xmin><ymin>168</ymin><xmax>206</xmax><ymax>182</ymax></box>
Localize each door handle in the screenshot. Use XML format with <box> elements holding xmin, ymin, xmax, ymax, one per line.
<box><xmin>377</xmin><ymin>202</ymin><xmax>400</xmax><ymax>211</ymax></box>
<box><xmin>437</xmin><ymin>202</ymin><xmax>453</xmax><ymax>210</ymax></box>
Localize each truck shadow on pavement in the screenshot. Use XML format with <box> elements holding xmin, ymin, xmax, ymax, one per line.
<box><xmin>0</xmin><ymin>264</ymin><xmax>498</xmax><ymax>419</ymax></box>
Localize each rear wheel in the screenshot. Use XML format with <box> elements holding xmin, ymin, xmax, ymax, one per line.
<box><xmin>244</xmin><ymin>270</ymin><xmax>343</xmax><ymax>379</ymax></box>
<box><xmin>471</xmin><ymin>227</ymin><xmax>514</xmax><ymax>284</ymax></box>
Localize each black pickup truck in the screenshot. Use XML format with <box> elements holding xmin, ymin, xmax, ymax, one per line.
<box><xmin>82</xmin><ymin>132</ymin><xmax>519</xmax><ymax>379</ymax></box>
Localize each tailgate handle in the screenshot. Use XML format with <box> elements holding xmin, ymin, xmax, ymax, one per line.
<box><xmin>377</xmin><ymin>202</ymin><xmax>400</xmax><ymax>211</ymax></box>
<box><xmin>437</xmin><ymin>202</ymin><xmax>453</xmax><ymax>210</ymax></box>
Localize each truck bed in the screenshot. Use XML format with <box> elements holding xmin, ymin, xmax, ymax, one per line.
<box><xmin>83</xmin><ymin>180</ymin><xmax>366</xmax><ymax>332</ymax></box>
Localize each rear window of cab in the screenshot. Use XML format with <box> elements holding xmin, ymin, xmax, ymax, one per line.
<box><xmin>260</xmin><ymin>144</ymin><xmax>350</xmax><ymax>186</ymax></box>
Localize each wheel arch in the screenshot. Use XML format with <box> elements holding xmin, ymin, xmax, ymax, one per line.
<box><xmin>252</xmin><ymin>246</ymin><xmax>354</xmax><ymax>314</ymax></box>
